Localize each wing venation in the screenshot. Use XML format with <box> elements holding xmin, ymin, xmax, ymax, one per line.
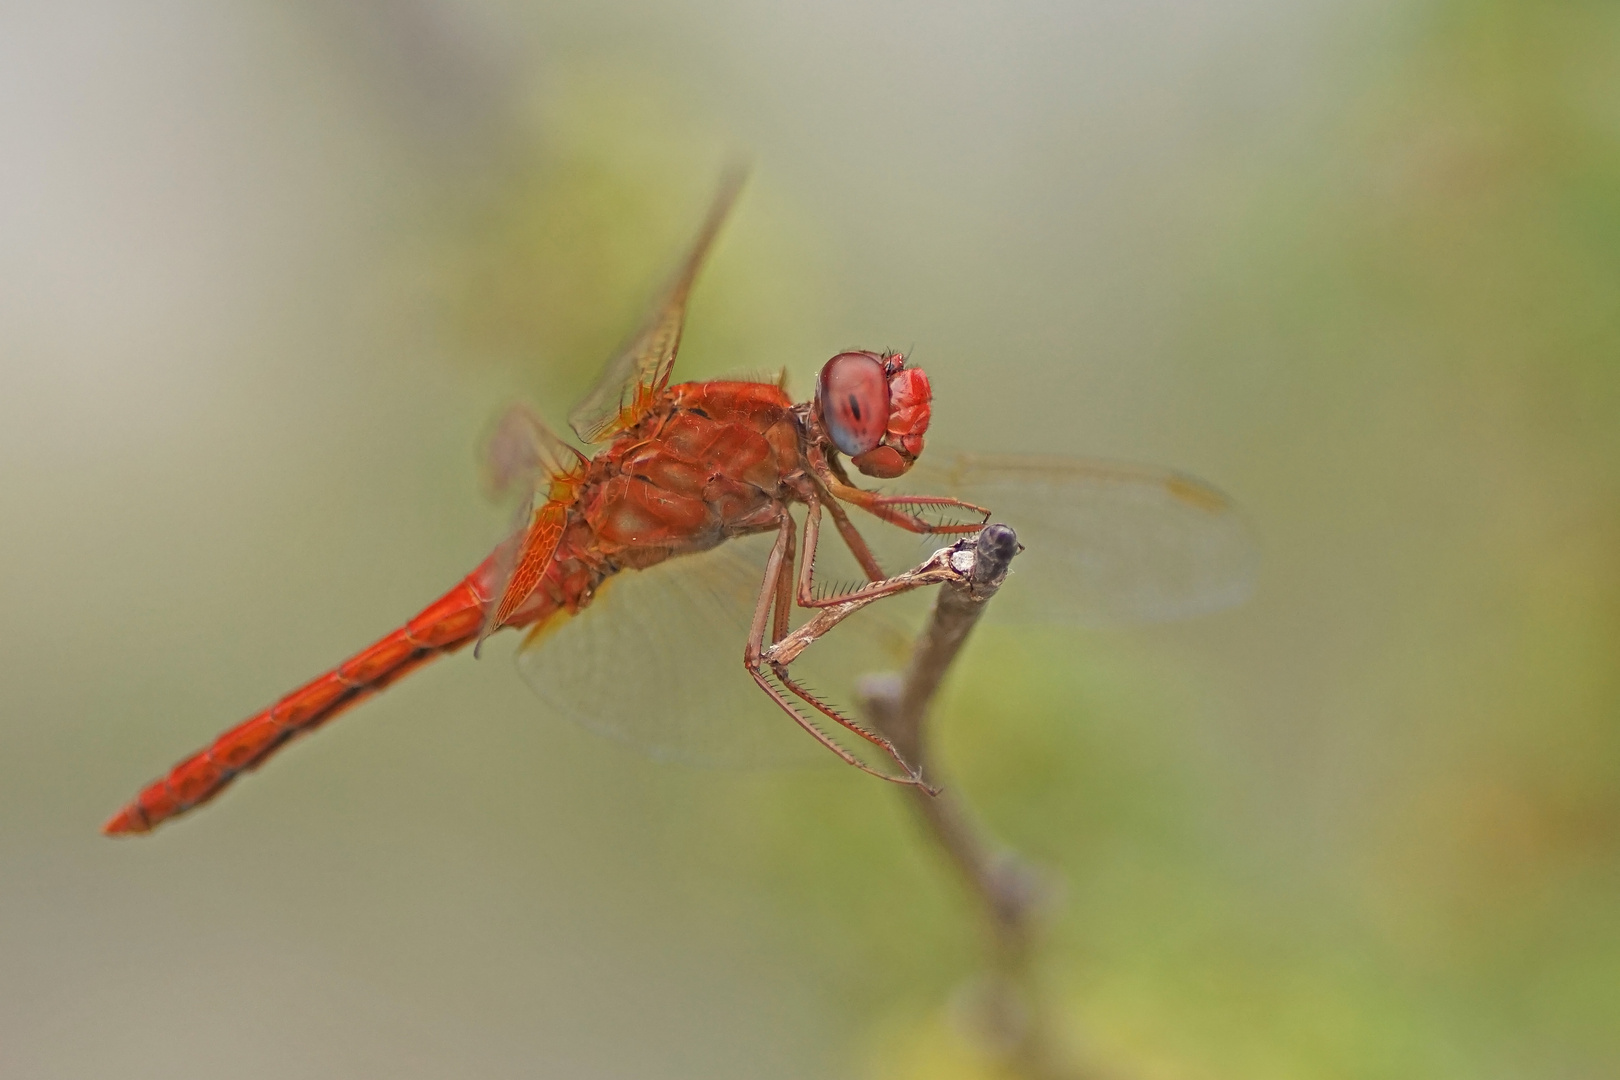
<box><xmin>876</xmin><ymin>452</ymin><xmax>1259</xmax><ymax>628</ymax></box>
<box><xmin>567</xmin><ymin>167</ymin><xmax>749</xmax><ymax>444</ymax></box>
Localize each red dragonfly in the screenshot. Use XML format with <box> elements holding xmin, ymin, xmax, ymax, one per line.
<box><xmin>103</xmin><ymin>172</ymin><xmax>1255</xmax><ymax>836</ymax></box>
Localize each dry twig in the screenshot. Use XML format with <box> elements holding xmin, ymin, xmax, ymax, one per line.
<box><xmin>858</xmin><ymin>525</ymin><xmax>1084</xmax><ymax>1080</ymax></box>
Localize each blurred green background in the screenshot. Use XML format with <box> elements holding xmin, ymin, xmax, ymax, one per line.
<box><xmin>2</xmin><ymin>1</ymin><xmax>1617</xmax><ymax>1077</ymax></box>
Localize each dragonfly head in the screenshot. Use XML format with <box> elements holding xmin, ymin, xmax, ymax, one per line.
<box><xmin>814</xmin><ymin>350</ymin><xmax>931</xmax><ymax>479</ymax></box>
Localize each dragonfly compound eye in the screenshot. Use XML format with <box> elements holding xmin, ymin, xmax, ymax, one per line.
<box><xmin>817</xmin><ymin>351</ymin><xmax>891</xmax><ymax>458</ymax></box>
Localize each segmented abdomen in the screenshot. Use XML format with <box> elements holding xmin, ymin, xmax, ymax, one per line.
<box><xmin>102</xmin><ymin>552</ymin><xmax>544</xmax><ymax>836</ymax></box>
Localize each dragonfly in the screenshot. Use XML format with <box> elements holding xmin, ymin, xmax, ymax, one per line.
<box><xmin>102</xmin><ymin>170</ymin><xmax>1256</xmax><ymax>836</ymax></box>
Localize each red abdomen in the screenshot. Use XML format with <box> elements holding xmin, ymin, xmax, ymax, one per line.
<box><xmin>102</xmin><ymin>553</ymin><xmax>561</xmax><ymax>835</ymax></box>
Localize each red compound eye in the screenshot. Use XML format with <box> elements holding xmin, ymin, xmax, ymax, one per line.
<box><xmin>817</xmin><ymin>351</ymin><xmax>890</xmax><ymax>457</ymax></box>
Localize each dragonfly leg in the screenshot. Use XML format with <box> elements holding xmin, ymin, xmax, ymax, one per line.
<box><xmin>794</xmin><ymin>490</ymin><xmax>899</xmax><ymax>608</ymax></box>
<box><xmin>793</xmin><ymin>491</ymin><xmax>847</xmax><ymax>609</ymax></box>
<box><xmin>794</xmin><ymin>488</ymin><xmax>954</xmax><ymax>612</ymax></box>
<box><xmin>821</xmin><ymin>492</ymin><xmax>887</xmax><ymax>582</ymax></box>
<box><xmin>772</xmin><ymin>502</ymin><xmax>795</xmax><ymax>644</ymax></box>
<box><xmin>833</xmin><ymin>481</ymin><xmax>988</xmax><ymax>535</ymax></box>
<box><xmin>745</xmin><ymin>664</ymin><xmax>928</xmax><ymax>788</ymax></box>
<box><xmin>765</xmin><ymin>665</ymin><xmax>936</xmax><ymax>793</ymax></box>
<box><xmin>745</xmin><ymin>507</ymin><xmax>928</xmax><ymax>788</ymax></box>
<box><xmin>806</xmin><ymin>448</ymin><xmax>988</xmax><ymax>536</ymax></box>
<box><xmin>743</xmin><ymin>508</ymin><xmax>797</xmax><ymax>670</ymax></box>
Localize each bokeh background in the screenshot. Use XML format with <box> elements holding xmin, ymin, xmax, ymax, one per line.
<box><xmin>3</xmin><ymin>1</ymin><xmax>1617</xmax><ymax>1077</ymax></box>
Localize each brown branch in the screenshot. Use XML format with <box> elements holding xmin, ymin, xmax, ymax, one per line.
<box><xmin>858</xmin><ymin>525</ymin><xmax>1084</xmax><ymax>1080</ymax></box>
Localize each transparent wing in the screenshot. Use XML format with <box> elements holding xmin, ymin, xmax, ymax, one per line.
<box><xmin>567</xmin><ymin>167</ymin><xmax>748</xmax><ymax>444</ymax></box>
<box><xmin>475</xmin><ymin>404</ymin><xmax>589</xmax><ymax>652</ymax></box>
<box><xmin>863</xmin><ymin>452</ymin><xmax>1259</xmax><ymax>628</ymax></box>
<box><xmin>513</xmin><ymin>531</ymin><xmax>921</xmax><ymax>768</ymax></box>
<box><xmin>482</xmin><ymin>403</ymin><xmax>579</xmax><ymax>498</ymax></box>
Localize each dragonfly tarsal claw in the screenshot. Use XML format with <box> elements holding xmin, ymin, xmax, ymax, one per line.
<box><xmin>884</xmin><ymin>759</ymin><xmax>937</xmax><ymax>794</ymax></box>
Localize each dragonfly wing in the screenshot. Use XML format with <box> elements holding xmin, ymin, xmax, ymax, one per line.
<box><xmin>483</xmin><ymin>402</ymin><xmax>579</xmax><ymax>498</ymax></box>
<box><xmin>876</xmin><ymin>453</ymin><xmax>1259</xmax><ymax>628</ymax></box>
<box><xmin>475</xmin><ymin>404</ymin><xmax>589</xmax><ymax>650</ymax></box>
<box><xmin>567</xmin><ymin>167</ymin><xmax>749</xmax><ymax>444</ymax></box>
<box><xmin>513</xmin><ymin>530</ymin><xmax>919</xmax><ymax>768</ymax></box>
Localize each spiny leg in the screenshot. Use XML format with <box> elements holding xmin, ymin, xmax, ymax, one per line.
<box><xmin>778</xmin><ymin>498</ymin><xmax>950</xmax><ymax>780</ymax></box>
<box><xmin>823</xmin><ymin>492</ymin><xmax>886</xmax><ymax>582</ymax></box>
<box><xmin>794</xmin><ymin>492</ymin><xmax>878</xmax><ymax>610</ymax></box>
<box><xmin>766</xmin><ymin>661</ymin><xmax>937</xmax><ymax>794</ymax></box>
<box><xmin>794</xmin><ymin>491</ymin><xmax>833</xmax><ymax>607</ymax></box>
<box><xmin>742</xmin><ymin>507</ymin><xmax>796</xmax><ymax>671</ymax></box>
<box><xmin>806</xmin><ymin>451</ymin><xmax>989</xmax><ymax>536</ymax></box>
<box><xmin>794</xmin><ymin>490</ymin><xmax>952</xmax><ymax>612</ymax></box>
<box><xmin>772</xmin><ymin>504</ymin><xmax>795</xmax><ymax>644</ymax></box>
<box><xmin>744</xmin><ymin>507</ymin><xmax>926</xmax><ymax>787</ymax></box>
<box><xmin>793</xmin><ymin>489</ymin><xmax>891</xmax><ymax>607</ymax></box>
<box><xmin>830</xmin><ymin>480</ymin><xmax>988</xmax><ymax>535</ymax></box>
